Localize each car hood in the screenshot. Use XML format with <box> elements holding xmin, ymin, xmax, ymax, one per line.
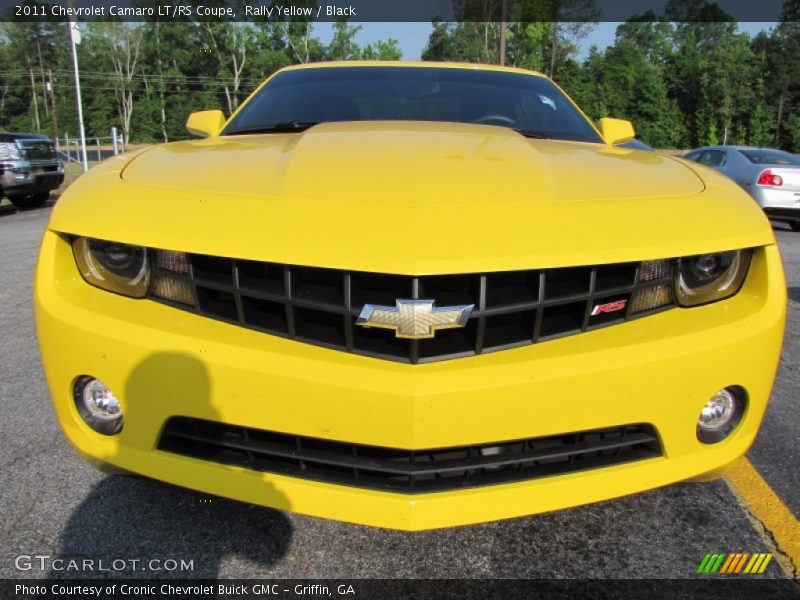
<box><xmin>121</xmin><ymin>121</ymin><xmax>702</xmax><ymax>204</ymax></box>
<box><xmin>51</xmin><ymin>121</ymin><xmax>774</xmax><ymax>273</ymax></box>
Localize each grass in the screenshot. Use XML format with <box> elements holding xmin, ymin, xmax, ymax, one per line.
<box><xmin>58</xmin><ymin>162</ymin><xmax>95</xmax><ymax>193</ymax></box>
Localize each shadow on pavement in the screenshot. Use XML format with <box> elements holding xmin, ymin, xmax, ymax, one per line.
<box><xmin>0</xmin><ymin>195</ymin><xmax>59</xmax><ymax>218</ymax></box>
<box><xmin>47</xmin><ymin>352</ymin><xmax>293</xmax><ymax>579</ymax></box>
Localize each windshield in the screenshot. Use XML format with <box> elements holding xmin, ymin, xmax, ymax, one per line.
<box><xmin>222</xmin><ymin>66</ymin><xmax>604</xmax><ymax>143</ymax></box>
<box><xmin>739</xmin><ymin>149</ymin><xmax>800</xmax><ymax>166</ymax></box>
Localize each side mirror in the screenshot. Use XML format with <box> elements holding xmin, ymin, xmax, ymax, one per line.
<box><xmin>186</xmin><ymin>110</ymin><xmax>226</xmax><ymax>138</ymax></box>
<box><xmin>598</xmin><ymin>117</ymin><xmax>635</xmax><ymax>145</ymax></box>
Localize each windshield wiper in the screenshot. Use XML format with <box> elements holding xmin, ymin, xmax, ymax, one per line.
<box><xmin>225</xmin><ymin>121</ymin><xmax>320</xmax><ymax>135</ymax></box>
<box><xmin>513</xmin><ymin>129</ymin><xmax>551</xmax><ymax>139</ymax></box>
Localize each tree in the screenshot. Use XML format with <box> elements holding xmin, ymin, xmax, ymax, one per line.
<box><xmin>759</xmin><ymin>1</ymin><xmax>800</xmax><ymax>149</ymax></box>
<box><xmin>92</xmin><ymin>22</ymin><xmax>143</xmax><ymax>144</ymax></box>
<box><xmin>360</xmin><ymin>39</ymin><xmax>402</xmax><ymax>60</ymax></box>
<box><xmin>0</xmin><ymin>7</ymin><xmax>67</xmax><ymax>135</ymax></box>
<box><xmin>327</xmin><ymin>21</ymin><xmax>361</xmax><ymax>60</ymax></box>
<box><xmin>1</xmin><ymin>18</ymin><xmax>795</xmax><ymax>151</ymax></box>
<box><xmin>541</xmin><ymin>0</ymin><xmax>599</xmax><ymax>77</ymax></box>
<box><xmin>422</xmin><ymin>22</ymin><xmax>501</xmax><ymax>64</ymax></box>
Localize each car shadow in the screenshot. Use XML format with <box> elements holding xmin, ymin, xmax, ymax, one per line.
<box><xmin>789</xmin><ymin>286</ymin><xmax>800</xmax><ymax>304</ymax></box>
<box><xmin>46</xmin><ymin>352</ymin><xmax>293</xmax><ymax>579</ymax></box>
<box><xmin>0</xmin><ymin>194</ymin><xmax>59</xmax><ymax>218</ymax></box>
<box><xmin>770</xmin><ymin>221</ymin><xmax>794</xmax><ymax>232</ymax></box>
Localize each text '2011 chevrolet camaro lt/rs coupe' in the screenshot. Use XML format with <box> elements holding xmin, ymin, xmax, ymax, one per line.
<box><xmin>34</xmin><ymin>62</ymin><xmax>786</xmax><ymax>530</ymax></box>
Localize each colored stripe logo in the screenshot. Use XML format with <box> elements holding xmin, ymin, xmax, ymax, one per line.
<box><xmin>696</xmin><ymin>552</ymin><xmax>773</xmax><ymax>574</ymax></box>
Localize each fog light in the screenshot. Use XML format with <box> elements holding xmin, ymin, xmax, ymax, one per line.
<box><xmin>697</xmin><ymin>386</ymin><xmax>745</xmax><ymax>444</ymax></box>
<box><xmin>74</xmin><ymin>377</ymin><xmax>123</xmax><ymax>435</ymax></box>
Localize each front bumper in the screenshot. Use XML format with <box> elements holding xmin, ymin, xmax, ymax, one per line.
<box><xmin>1</xmin><ymin>160</ymin><xmax>64</xmax><ymax>195</ymax></box>
<box><xmin>34</xmin><ymin>232</ymin><xmax>786</xmax><ymax>530</ymax></box>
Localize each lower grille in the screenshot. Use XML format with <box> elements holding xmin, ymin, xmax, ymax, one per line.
<box><xmin>158</xmin><ymin>417</ymin><xmax>662</xmax><ymax>493</ymax></box>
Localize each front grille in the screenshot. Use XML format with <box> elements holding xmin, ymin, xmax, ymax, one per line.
<box><xmin>158</xmin><ymin>417</ymin><xmax>662</xmax><ymax>493</ymax></box>
<box><xmin>149</xmin><ymin>254</ymin><xmax>676</xmax><ymax>364</ymax></box>
<box><xmin>17</xmin><ymin>140</ymin><xmax>56</xmax><ymax>161</ymax></box>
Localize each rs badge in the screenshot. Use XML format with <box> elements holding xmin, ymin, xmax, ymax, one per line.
<box><xmin>591</xmin><ymin>299</ymin><xmax>627</xmax><ymax>316</ymax></box>
<box><xmin>356</xmin><ymin>299</ymin><xmax>474</xmax><ymax>340</ymax></box>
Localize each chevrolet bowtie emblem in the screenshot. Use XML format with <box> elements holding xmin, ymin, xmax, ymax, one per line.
<box><xmin>356</xmin><ymin>299</ymin><xmax>474</xmax><ymax>340</ymax></box>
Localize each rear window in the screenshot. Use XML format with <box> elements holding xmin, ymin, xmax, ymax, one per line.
<box><xmin>738</xmin><ymin>149</ymin><xmax>800</xmax><ymax>165</ymax></box>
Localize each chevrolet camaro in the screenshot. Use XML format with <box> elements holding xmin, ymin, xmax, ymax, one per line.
<box><xmin>34</xmin><ymin>62</ymin><xmax>787</xmax><ymax>530</ymax></box>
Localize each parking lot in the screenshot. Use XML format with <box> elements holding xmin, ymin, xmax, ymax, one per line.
<box><xmin>0</xmin><ymin>199</ymin><xmax>798</xmax><ymax>581</ymax></box>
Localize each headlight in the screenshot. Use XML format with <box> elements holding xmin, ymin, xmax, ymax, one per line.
<box><xmin>0</xmin><ymin>142</ymin><xmax>21</xmax><ymax>160</ymax></box>
<box><xmin>675</xmin><ymin>249</ymin><xmax>752</xmax><ymax>307</ymax></box>
<box><xmin>72</xmin><ymin>237</ymin><xmax>150</xmax><ymax>297</ymax></box>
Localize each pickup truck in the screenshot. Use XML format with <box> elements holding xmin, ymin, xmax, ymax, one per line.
<box><xmin>0</xmin><ymin>132</ymin><xmax>64</xmax><ymax>209</ymax></box>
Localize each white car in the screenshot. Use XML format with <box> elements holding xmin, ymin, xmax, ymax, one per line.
<box><xmin>684</xmin><ymin>146</ymin><xmax>800</xmax><ymax>231</ymax></box>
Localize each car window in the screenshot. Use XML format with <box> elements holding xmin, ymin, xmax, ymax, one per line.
<box><xmin>738</xmin><ymin>149</ymin><xmax>800</xmax><ymax>165</ymax></box>
<box><xmin>684</xmin><ymin>151</ymin><xmax>700</xmax><ymax>161</ymax></box>
<box><xmin>223</xmin><ymin>67</ymin><xmax>604</xmax><ymax>144</ymax></box>
<box><xmin>695</xmin><ymin>150</ymin><xmax>726</xmax><ymax>167</ymax></box>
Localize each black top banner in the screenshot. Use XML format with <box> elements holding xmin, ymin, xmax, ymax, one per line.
<box><xmin>0</xmin><ymin>0</ymin><xmax>795</xmax><ymax>23</ymax></box>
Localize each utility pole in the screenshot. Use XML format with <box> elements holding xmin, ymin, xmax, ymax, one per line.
<box><xmin>27</xmin><ymin>59</ymin><xmax>41</xmax><ymax>131</ymax></box>
<box><xmin>499</xmin><ymin>0</ymin><xmax>507</xmax><ymax>66</ymax></box>
<box><xmin>46</xmin><ymin>69</ymin><xmax>59</xmax><ymax>140</ymax></box>
<box><xmin>36</xmin><ymin>38</ymin><xmax>48</xmax><ymax>117</ymax></box>
<box><xmin>67</xmin><ymin>0</ymin><xmax>88</xmax><ymax>172</ymax></box>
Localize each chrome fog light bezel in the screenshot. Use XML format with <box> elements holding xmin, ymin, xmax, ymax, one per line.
<box><xmin>697</xmin><ymin>386</ymin><xmax>746</xmax><ymax>444</ymax></box>
<box><xmin>73</xmin><ymin>376</ymin><xmax>124</xmax><ymax>436</ymax></box>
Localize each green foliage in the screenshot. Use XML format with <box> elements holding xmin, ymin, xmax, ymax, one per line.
<box><xmin>0</xmin><ymin>19</ymin><xmax>401</xmax><ymax>143</ymax></box>
<box><xmin>2</xmin><ymin>15</ymin><xmax>800</xmax><ymax>153</ymax></box>
<box><xmin>423</xmin><ymin>16</ymin><xmax>800</xmax><ymax>151</ymax></box>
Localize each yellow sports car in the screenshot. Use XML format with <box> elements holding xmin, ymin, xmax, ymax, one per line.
<box><xmin>34</xmin><ymin>62</ymin><xmax>786</xmax><ymax>530</ymax></box>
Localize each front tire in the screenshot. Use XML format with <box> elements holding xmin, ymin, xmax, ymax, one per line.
<box><xmin>790</xmin><ymin>222</ymin><xmax>800</xmax><ymax>232</ymax></box>
<box><xmin>7</xmin><ymin>191</ymin><xmax>49</xmax><ymax>210</ymax></box>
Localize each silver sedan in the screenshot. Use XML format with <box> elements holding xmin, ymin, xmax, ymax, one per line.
<box><xmin>684</xmin><ymin>145</ymin><xmax>800</xmax><ymax>231</ymax></box>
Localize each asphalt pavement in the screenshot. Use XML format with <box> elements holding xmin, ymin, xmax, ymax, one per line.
<box><xmin>0</xmin><ymin>200</ymin><xmax>797</xmax><ymax>581</ymax></box>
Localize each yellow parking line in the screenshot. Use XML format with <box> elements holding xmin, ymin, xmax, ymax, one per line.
<box><xmin>724</xmin><ymin>457</ymin><xmax>800</xmax><ymax>578</ymax></box>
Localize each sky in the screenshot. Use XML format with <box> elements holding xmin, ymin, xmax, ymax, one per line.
<box><xmin>314</xmin><ymin>21</ymin><xmax>777</xmax><ymax>62</ymax></box>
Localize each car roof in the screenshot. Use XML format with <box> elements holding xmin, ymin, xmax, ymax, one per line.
<box><xmin>0</xmin><ymin>132</ymin><xmax>51</xmax><ymax>142</ymax></box>
<box><xmin>276</xmin><ymin>60</ymin><xmax>548</xmax><ymax>79</ymax></box>
<box><xmin>690</xmin><ymin>145</ymin><xmax>790</xmax><ymax>152</ymax></box>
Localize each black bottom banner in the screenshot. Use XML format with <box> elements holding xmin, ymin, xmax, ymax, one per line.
<box><xmin>3</xmin><ymin>579</ymin><xmax>800</xmax><ymax>600</ymax></box>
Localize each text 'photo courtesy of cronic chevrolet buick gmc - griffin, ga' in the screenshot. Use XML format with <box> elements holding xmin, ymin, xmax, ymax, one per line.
<box><xmin>34</xmin><ymin>62</ymin><xmax>787</xmax><ymax>530</ymax></box>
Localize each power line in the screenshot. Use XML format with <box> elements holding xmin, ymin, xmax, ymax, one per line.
<box><xmin>0</xmin><ymin>69</ymin><xmax>266</xmax><ymax>85</ymax></box>
<box><xmin>0</xmin><ymin>84</ymin><xmax>249</xmax><ymax>94</ymax></box>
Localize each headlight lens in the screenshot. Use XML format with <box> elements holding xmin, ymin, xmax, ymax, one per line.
<box><xmin>72</xmin><ymin>237</ymin><xmax>150</xmax><ymax>297</ymax></box>
<box><xmin>675</xmin><ymin>249</ymin><xmax>751</xmax><ymax>307</ymax></box>
<box><xmin>0</xmin><ymin>142</ymin><xmax>21</xmax><ymax>160</ymax></box>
